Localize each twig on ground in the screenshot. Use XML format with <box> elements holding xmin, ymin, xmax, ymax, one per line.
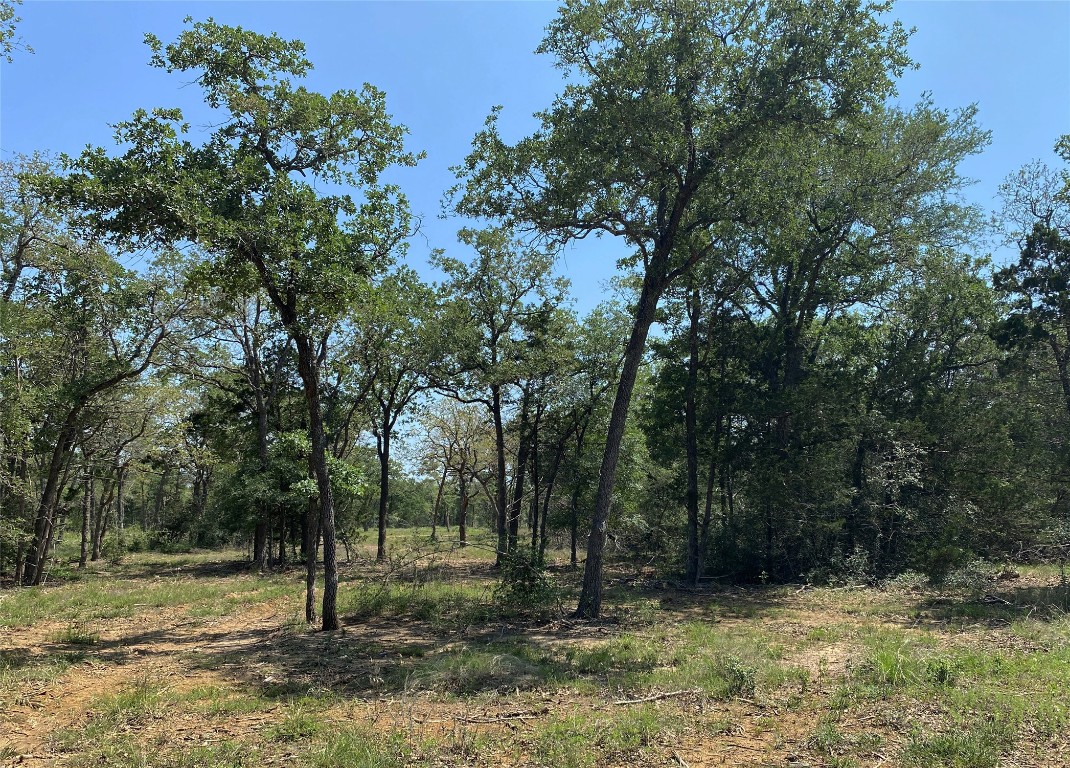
<box><xmin>613</xmin><ymin>689</ymin><xmax>700</xmax><ymax>705</ymax></box>
<box><xmin>456</xmin><ymin>707</ymin><xmax>550</xmax><ymax>723</ymax></box>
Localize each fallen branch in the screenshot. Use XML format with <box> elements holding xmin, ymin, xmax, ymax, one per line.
<box><xmin>458</xmin><ymin>707</ymin><xmax>550</xmax><ymax>723</ymax></box>
<box><xmin>613</xmin><ymin>689</ymin><xmax>700</xmax><ymax>705</ymax></box>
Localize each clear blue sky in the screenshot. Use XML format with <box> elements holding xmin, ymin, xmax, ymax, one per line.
<box><xmin>2</xmin><ymin>1</ymin><xmax>1068</xmax><ymax>312</ymax></box>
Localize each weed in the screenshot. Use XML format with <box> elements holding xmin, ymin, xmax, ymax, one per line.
<box><xmin>51</xmin><ymin>620</ymin><xmax>100</xmax><ymax>645</ymax></box>
<box><xmin>531</xmin><ymin>706</ymin><xmax>671</xmax><ymax>768</ymax></box>
<box><xmin>904</xmin><ymin>721</ymin><xmax>1014</xmax><ymax>768</ymax></box>
<box><xmin>308</xmin><ymin>726</ymin><xmax>409</xmax><ymax>768</ymax></box>
<box><xmin>268</xmin><ymin>701</ymin><xmax>327</xmax><ymax>742</ymax></box>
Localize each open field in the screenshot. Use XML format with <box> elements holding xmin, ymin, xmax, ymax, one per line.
<box><xmin>3</xmin><ymin>532</ymin><xmax>1070</xmax><ymax>768</ymax></box>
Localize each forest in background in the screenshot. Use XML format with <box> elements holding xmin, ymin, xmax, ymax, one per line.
<box><xmin>2</xmin><ymin>0</ymin><xmax>1069</xmax><ymax>629</ymax></box>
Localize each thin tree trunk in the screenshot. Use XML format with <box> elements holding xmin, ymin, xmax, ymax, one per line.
<box><xmin>375</xmin><ymin>418</ymin><xmax>391</xmax><ymax>563</ymax></box>
<box><xmin>116</xmin><ymin>465</ymin><xmax>125</xmax><ymax>532</ymax></box>
<box><xmin>14</xmin><ymin>537</ymin><xmax>25</xmax><ymax>585</ymax></box>
<box><xmin>537</xmin><ymin>433</ymin><xmax>568</xmax><ymax>566</ymax></box>
<box><xmin>528</xmin><ymin>410</ymin><xmax>541</xmax><ymax>557</ymax></box>
<box><xmin>510</xmin><ymin>392</ymin><xmax>531</xmax><ymax>556</ymax></box>
<box><xmin>430</xmin><ymin>466</ymin><xmax>447</xmax><ymax>541</ymax></box>
<box><xmin>458</xmin><ymin>475</ymin><xmax>469</xmax><ymax>547</ymax></box>
<box><xmin>577</xmin><ymin>275</ymin><xmax>662</xmax><ymax>617</ymax></box>
<box><xmin>684</xmin><ymin>283</ymin><xmax>702</xmax><ymax>585</ymax></box>
<box><xmin>491</xmin><ymin>383</ymin><xmax>508</xmax><ymax>565</ymax></box>
<box><xmin>92</xmin><ymin>477</ymin><xmax>115</xmax><ymax>562</ymax></box>
<box><xmin>152</xmin><ymin>466</ymin><xmax>170</xmax><ymax>530</ymax></box>
<box><xmin>277</xmin><ymin>510</ymin><xmax>287</xmax><ymax>565</ymax></box>
<box><xmin>79</xmin><ymin>481</ymin><xmax>90</xmax><ymax>569</ymax></box>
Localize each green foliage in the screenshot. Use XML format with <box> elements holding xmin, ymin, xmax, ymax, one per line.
<box><xmin>493</xmin><ymin>553</ymin><xmax>560</xmax><ymax>617</ymax></box>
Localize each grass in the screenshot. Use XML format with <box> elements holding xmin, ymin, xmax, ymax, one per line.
<box><xmin>5</xmin><ymin>539</ymin><xmax>1070</xmax><ymax>767</ymax></box>
<box><xmin>529</xmin><ymin>705</ymin><xmax>672</xmax><ymax>768</ymax></box>
<box><xmin>0</xmin><ymin>573</ymin><xmax>292</xmax><ymax>628</ymax></box>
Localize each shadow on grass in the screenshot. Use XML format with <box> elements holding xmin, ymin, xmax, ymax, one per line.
<box><xmin>911</xmin><ymin>582</ymin><xmax>1070</xmax><ymax>627</ymax></box>
<box><xmin>43</xmin><ymin>567</ymin><xmax>803</xmax><ymax>705</ymax></box>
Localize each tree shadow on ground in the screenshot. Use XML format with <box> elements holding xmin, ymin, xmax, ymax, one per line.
<box><xmin>910</xmin><ymin>582</ymin><xmax>1070</xmax><ymax>628</ymax></box>
<box><xmin>37</xmin><ymin>570</ymin><xmax>801</xmax><ymax>705</ymax></box>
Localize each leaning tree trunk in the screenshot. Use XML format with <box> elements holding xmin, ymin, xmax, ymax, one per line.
<box><xmin>577</xmin><ymin>274</ymin><xmax>663</xmax><ymax>618</ymax></box>
<box><xmin>23</xmin><ymin>417</ymin><xmax>77</xmax><ymax>585</ymax></box>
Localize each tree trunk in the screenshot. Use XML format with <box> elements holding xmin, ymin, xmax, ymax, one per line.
<box><xmin>375</xmin><ymin>417</ymin><xmax>391</xmax><ymax>563</ymax></box>
<box><xmin>491</xmin><ymin>383</ymin><xmax>508</xmax><ymax>565</ymax></box>
<box><xmin>577</xmin><ymin>275</ymin><xmax>663</xmax><ymax>617</ymax></box>
<box><xmin>152</xmin><ymin>466</ymin><xmax>170</xmax><ymax>530</ymax></box>
<box><xmin>23</xmin><ymin>420</ymin><xmax>77</xmax><ymax>585</ymax></box>
<box><xmin>252</xmin><ymin>333</ymin><xmax>272</xmax><ymax>573</ymax></box>
<box><xmin>684</xmin><ymin>283</ymin><xmax>702</xmax><ymax>585</ymax></box>
<box><xmin>79</xmin><ymin>481</ymin><xmax>90</xmax><ymax>569</ymax></box>
<box><xmin>295</xmin><ymin>335</ymin><xmax>339</xmax><ymax>631</ymax></box>
<box><xmin>431</xmin><ymin>466</ymin><xmax>447</xmax><ymax>542</ymax></box>
<box><xmin>92</xmin><ymin>477</ymin><xmax>115</xmax><ymax>562</ymax></box>
<box><xmin>304</xmin><ymin>496</ymin><xmax>319</xmax><ymax>624</ymax></box>
<box><xmin>14</xmin><ymin>537</ymin><xmax>25</xmax><ymax>585</ymax></box>
<box><xmin>116</xmin><ymin>465</ymin><xmax>126</xmax><ymax>532</ymax></box>
<box><xmin>700</xmin><ymin>414</ymin><xmax>725</xmax><ymax>581</ymax></box>
<box><xmin>537</xmin><ymin>432</ymin><xmax>568</xmax><ymax>566</ymax></box>
<box><xmin>458</xmin><ymin>478</ymin><xmax>469</xmax><ymax>547</ymax></box>
<box><xmin>510</xmin><ymin>391</ymin><xmax>531</xmax><ymax>555</ymax></box>
<box><xmin>277</xmin><ymin>510</ymin><xmax>287</xmax><ymax>565</ymax></box>
<box><xmin>529</xmin><ymin>409</ymin><xmax>541</xmax><ymax>556</ymax></box>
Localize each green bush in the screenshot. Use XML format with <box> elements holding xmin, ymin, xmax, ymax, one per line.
<box><xmin>493</xmin><ymin>553</ymin><xmax>559</xmax><ymax>618</ymax></box>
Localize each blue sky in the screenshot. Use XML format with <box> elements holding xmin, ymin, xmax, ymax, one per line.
<box><xmin>2</xmin><ymin>1</ymin><xmax>1068</xmax><ymax>313</ymax></box>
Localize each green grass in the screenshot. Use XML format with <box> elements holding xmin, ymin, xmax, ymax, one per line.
<box><xmin>8</xmin><ymin>546</ymin><xmax>1070</xmax><ymax>768</ymax></box>
<box><xmin>0</xmin><ymin>647</ymin><xmax>80</xmax><ymax>706</ymax></box>
<box><xmin>339</xmin><ymin>580</ymin><xmax>495</xmax><ymax>631</ymax></box>
<box><xmin>403</xmin><ymin>641</ymin><xmax>562</xmax><ymax>695</ymax></box>
<box><xmin>0</xmin><ymin>575</ymin><xmax>291</xmax><ymax>628</ymax></box>
<box><xmin>306</xmin><ymin>727</ymin><xmax>410</xmax><ymax>768</ymax></box>
<box><xmin>530</xmin><ymin>705</ymin><xmax>671</xmax><ymax>768</ymax></box>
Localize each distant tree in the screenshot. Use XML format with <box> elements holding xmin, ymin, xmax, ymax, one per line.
<box><xmin>434</xmin><ymin>227</ymin><xmax>565</xmax><ymax>563</ymax></box>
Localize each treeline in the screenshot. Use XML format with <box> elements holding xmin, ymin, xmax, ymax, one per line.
<box><xmin>2</xmin><ymin>1</ymin><xmax>1069</xmax><ymax>624</ymax></box>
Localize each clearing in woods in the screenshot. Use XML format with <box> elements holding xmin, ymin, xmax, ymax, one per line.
<box><xmin>3</xmin><ymin>532</ymin><xmax>1070</xmax><ymax>768</ymax></box>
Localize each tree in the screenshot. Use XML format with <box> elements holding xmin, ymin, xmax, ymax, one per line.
<box><xmin>57</xmin><ymin>19</ymin><xmax>419</xmax><ymax>629</ymax></box>
<box><xmin>995</xmin><ymin>137</ymin><xmax>1070</xmax><ymax>521</ymax></box>
<box><xmin>0</xmin><ymin>0</ymin><xmax>31</xmax><ymax>62</ymax></box>
<box><xmin>417</xmin><ymin>399</ymin><xmax>496</xmax><ymax>546</ymax></box>
<box><xmin>434</xmin><ymin>227</ymin><xmax>565</xmax><ymax>563</ymax></box>
<box><xmin>453</xmin><ymin>0</ymin><xmax>912</xmax><ymax>617</ymax></box>
<box><xmin>352</xmin><ymin>268</ymin><xmax>438</xmax><ymax>562</ymax></box>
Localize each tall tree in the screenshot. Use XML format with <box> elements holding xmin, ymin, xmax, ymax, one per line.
<box><xmin>57</xmin><ymin>20</ymin><xmax>419</xmax><ymax>630</ymax></box>
<box><xmin>453</xmin><ymin>0</ymin><xmax>912</xmax><ymax>616</ymax></box>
